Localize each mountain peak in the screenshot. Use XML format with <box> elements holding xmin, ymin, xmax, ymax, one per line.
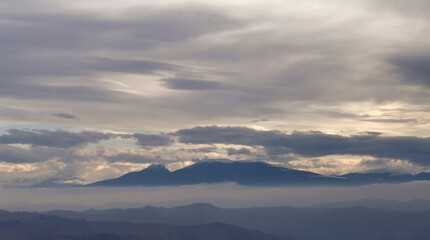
<box><xmin>145</xmin><ymin>164</ymin><xmax>170</xmax><ymax>172</ymax></box>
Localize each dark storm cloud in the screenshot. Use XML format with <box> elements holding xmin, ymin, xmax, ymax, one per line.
<box><xmin>51</xmin><ymin>113</ymin><xmax>77</xmax><ymax>119</ymax></box>
<box><xmin>132</xmin><ymin>133</ymin><xmax>173</xmax><ymax>147</ymax></box>
<box><xmin>176</xmin><ymin>126</ymin><xmax>430</xmax><ymax>165</ymax></box>
<box><xmin>0</xmin><ymin>129</ymin><xmax>114</xmax><ymax>148</ymax></box>
<box><xmin>391</xmin><ymin>53</ymin><xmax>430</xmax><ymax>87</ymax></box>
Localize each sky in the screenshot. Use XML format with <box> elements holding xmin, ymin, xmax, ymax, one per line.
<box><xmin>1</xmin><ymin>0</ymin><xmax>430</xmax><ymax>187</ymax></box>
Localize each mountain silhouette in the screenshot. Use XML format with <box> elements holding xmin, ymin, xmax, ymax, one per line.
<box><xmin>0</xmin><ymin>210</ymin><xmax>295</xmax><ymax>240</ymax></box>
<box><xmin>88</xmin><ymin>161</ymin><xmax>343</xmax><ymax>187</ymax></box>
<box><xmin>44</xmin><ymin>203</ymin><xmax>430</xmax><ymax>240</ymax></box>
<box><xmin>87</xmin><ymin>161</ymin><xmax>430</xmax><ymax>187</ymax></box>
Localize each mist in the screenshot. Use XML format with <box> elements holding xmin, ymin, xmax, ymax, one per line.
<box><xmin>1</xmin><ymin>182</ymin><xmax>430</xmax><ymax>211</ymax></box>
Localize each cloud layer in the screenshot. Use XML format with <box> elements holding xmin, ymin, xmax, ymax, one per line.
<box><xmin>1</xmin><ymin>0</ymin><xmax>430</xmax><ymax>185</ymax></box>
<box><xmin>0</xmin><ymin>0</ymin><xmax>428</xmax><ymax>134</ymax></box>
<box><xmin>0</xmin><ymin>129</ymin><xmax>113</xmax><ymax>148</ymax></box>
<box><xmin>0</xmin><ymin>126</ymin><xmax>428</xmax><ymax>186</ymax></box>
<box><xmin>176</xmin><ymin>126</ymin><xmax>430</xmax><ymax>164</ymax></box>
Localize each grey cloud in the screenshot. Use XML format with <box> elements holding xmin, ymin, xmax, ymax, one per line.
<box><xmin>192</xmin><ymin>147</ymin><xmax>218</xmax><ymax>153</ymax></box>
<box><xmin>0</xmin><ymin>52</ymin><xmax>175</xmax><ymax>81</ymax></box>
<box><xmin>251</xmin><ymin>119</ymin><xmax>269</xmax><ymax>123</ymax></box>
<box><xmin>227</xmin><ymin>148</ymin><xmax>252</xmax><ymax>155</ymax></box>
<box><xmin>0</xmin><ymin>4</ymin><xmax>241</xmax><ymax>51</ymax></box>
<box><xmin>173</xmin><ymin>146</ymin><xmax>218</xmax><ymax>153</ymax></box>
<box><xmin>0</xmin><ymin>129</ymin><xmax>113</xmax><ymax>148</ymax></box>
<box><xmin>176</xmin><ymin>126</ymin><xmax>271</xmax><ymax>146</ymax></box>
<box><xmin>366</xmin><ymin>0</ymin><xmax>430</xmax><ymax>19</ymax></box>
<box><xmin>160</xmin><ymin>78</ymin><xmax>227</xmax><ymax>91</ymax></box>
<box><xmin>357</xmin><ymin>158</ymin><xmax>423</xmax><ymax>174</ymax></box>
<box><xmin>52</xmin><ymin>113</ymin><xmax>77</xmax><ymax>119</ymax></box>
<box><xmin>0</xmin><ymin>0</ymin><xmax>429</xmax><ymax>135</ymax></box>
<box><xmin>0</xmin><ymin>144</ymin><xmax>70</xmax><ymax>163</ymax></box>
<box><xmin>0</xmin><ymin>82</ymin><xmax>126</xmax><ymax>102</ymax></box>
<box><xmin>124</xmin><ymin>6</ymin><xmax>242</xmax><ymax>42</ymax></box>
<box><xmin>360</xmin><ymin>131</ymin><xmax>383</xmax><ymax>136</ymax></box>
<box><xmin>0</xmin><ymin>2</ymin><xmax>241</xmax><ymax>107</ymax></box>
<box><xmin>2</xmin><ymin>182</ymin><xmax>430</xmax><ymax>209</ymax></box>
<box><xmin>176</xmin><ymin>126</ymin><xmax>430</xmax><ymax>165</ymax></box>
<box><xmin>359</xmin><ymin>118</ymin><xmax>419</xmax><ymax>123</ymax></box>
<box><xmin>132</xmin><ymin>133</ymin><xmax>173</xmax><ymax>147</ymax></box>
<box><xmin>87</xmin><ymin>57</ymin><xmax>178</xmax><ymax>75</ymax></box>
<box><xmin>0</xmin><ymin>128</ymin><xmax>175</xmax><ymax>150</ymax></box>
<box><xmin>391</xmin><ymin>53</ymin><xmax>430</xmax><ymax>87</ymax></box>
<box><xmin>105</xmin><ymin>153</ymin><xmax>165</xmax><ymax>164</ymax></box>
<box><xmin>360</xmin><ymin>158</ymin><xmax>393</xmax><ymax>168</ymax></box>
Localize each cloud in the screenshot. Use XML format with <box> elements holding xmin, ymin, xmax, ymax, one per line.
<box><xmin>0</xmin><ymin>2</ymin><xmax>241</xmax><ymax>106</ymax></box>
<box><xmin>391</xmin><ymin>53</ymin><xmax>430</xmax><ymax>87</ymax></box>
<box><xmin>357</xmin><ymin>158</ymin><xmax>421</xmax><ymax>173</ymax></box>
<box><xmin>227</xmin><ymin>148</ymin><xmax>252</xmax><ymax>155</ymax></box>
<box><xmin>0</xmin><ymin>144</ymin><xmax>67</xmax><ymax>163</ymax></box>
<box><xmin>0</xmin><ymin>82</ymin><xmax>128</xmax><ymax>102</ymax></box>
<box><xmin>2</xmin><ymin>182</ymin><xmax>430</xmax><ymax>209</ymax></box>
<box><xmin>251</xmin><ymin>119</ymin><xmax>269</xmax><ymax>123</ymax></box>
<box><xmin>0</xmin><ymin>129</ymin><xmax>114</xmax><ymax>148</ymax></box>
<box><xmin>176</xmin><ymin>126</ymin><xmax>430</xmax><ymax>165</ymax></box>
<box><xmin>52</xmin><ymin>113</ymin><xmax>77</xmax><ymax>119</ymax></box>
<box><xmin>0</xmin><ymin>144</ymin><xmax>76</xmax><ymax>163</ymax></box>
<box><xmin>0</xmin><ymin>2</ymin><xmax>241</xmax><ymax>51</ymax></box>
<box><xmin>0</xmin><ymin>0</ymin><xmax>430</xmax><ymax>185</ymax></box>
<box><xmin>132</xmin><ymin>133</ymin><xmax>173</xmax><ymax>147</ymax></box>
<box><xmin>105</xmin><ymin>153</ymin><xmax>164</xmax><ymax>164</ymax></box>
<box><xmin>160</xmin><ymin>78</ymin><xmax>227</xmax><ymax>91</ymax></box>
<box><xmin>87</xmin><ymin>57</ymin><xmax>178</xmax><ymax>75</ymax></box>
<box><xmin>366</xmin><ymin>0</ymin><xmax>430</xmax><ymax>18</ymax></box>
<box><xmin>0</xmin><ymin>0</ymin><xmax>429</xmax><ymax>133</ymax></box>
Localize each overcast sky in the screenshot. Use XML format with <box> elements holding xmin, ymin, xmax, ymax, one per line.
<box><xmin>1</xmin><ymin>0</ymin><xmax>430</xmax><ymax>186</ymax></box>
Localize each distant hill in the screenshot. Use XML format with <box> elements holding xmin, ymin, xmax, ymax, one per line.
<box><xmin>86</xmin><ymin>161</ymin><xmax>430</xmax><ymax>187</ymax></box>
<box><xmin>44</xmin><ymin>203</ymin><xmax>430</xmax><ymax>240</ymax></box>
<box><xmin>30</xmin><ymin>177</ymin><xmax>86</xmax><ymax>188</ymax></box>
<box><xmin>312</xmin><ymin>198</ymin><xmax>430</xmax><ymax>211</ymax></box>
<box><xmin>0</xmin><ymin>210</ymin><xmax>294</xmax><ymax>240</ymax></box>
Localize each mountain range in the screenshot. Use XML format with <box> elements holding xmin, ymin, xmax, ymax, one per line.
<box><xmin>81</xmin><ymin>161</ymin><xmax>430</xmax><ymax>187</ymax></box>
<box><xmin>0</xmin><ymin>210</ymin><xmax>294</xmax><ymax>240</ymax></box>
<box><xmin>43</xmin><ymin>203</ymin><xmax>430</xmax><ymax>240</ymax></box>
<box><xmin>312</xmin><ymin>198</ymin><xmax>430</xmax><ymax>211</ymax></box>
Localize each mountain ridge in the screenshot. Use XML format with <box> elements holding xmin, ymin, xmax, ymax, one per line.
<box><xmin>87</xmin><ymin>161</ymin><xmax>430</xmax><ymax>187</ymax></box>
<box><xmin>88</xmin><ymin>161</ymin><xmax>341</xmax><ymax>187</ymax></box>
<box><xmin>30</xmin><ymin>161</ymin><xmax>430</xmax><ymax>188</ymax></box>
<box><xmin>42</xmin><ymin>203</ymin><xmax>430</xmax><ymax>240</ymax></box>
<box><xmin>0</xmin><ymin>210</ymin><xmax>295</xmax><ymax>240</ymax></box>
